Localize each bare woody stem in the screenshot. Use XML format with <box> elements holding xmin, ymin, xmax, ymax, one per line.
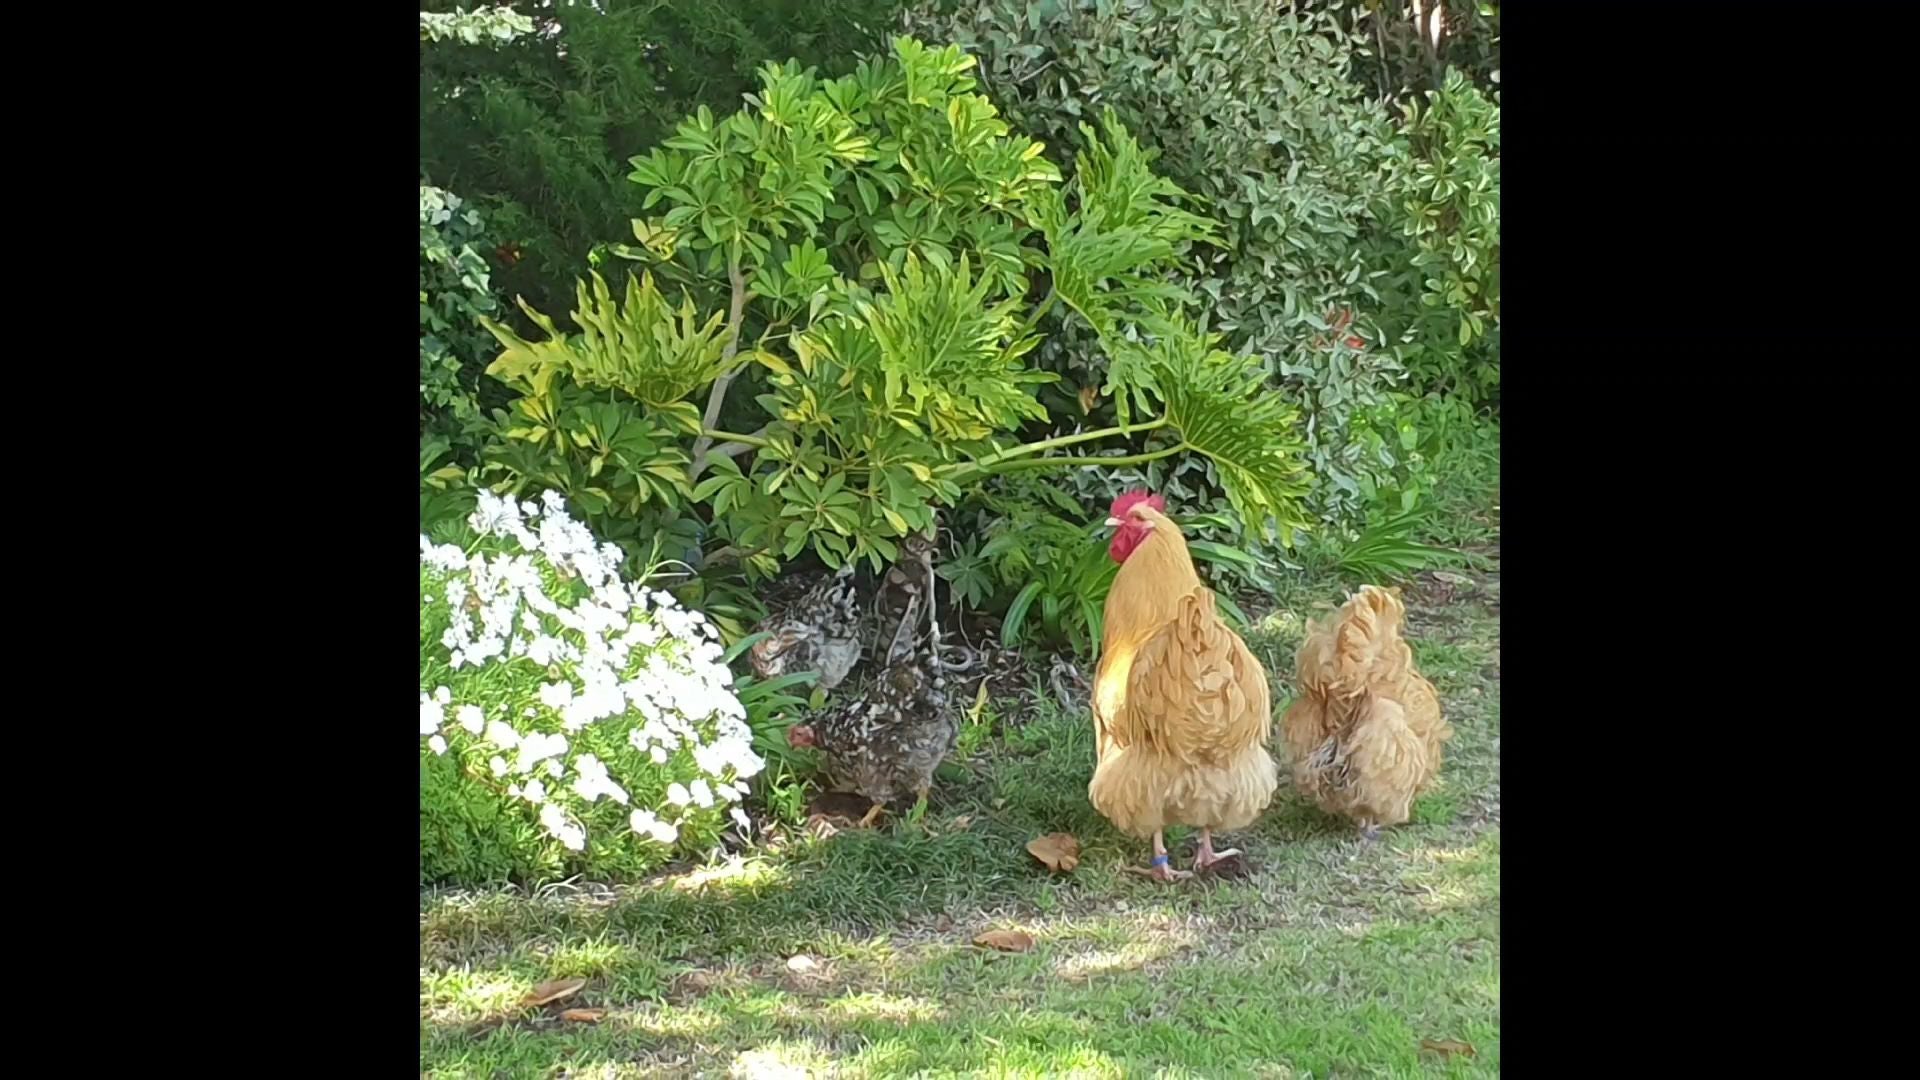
<box><xmin>688</xmin><ymin>253</ymin><xmax>751</xmax><ymax>481</ymax></box>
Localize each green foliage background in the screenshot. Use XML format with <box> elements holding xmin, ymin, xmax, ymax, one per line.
<box><xmin>420</xmin><ymin>1</ymin><xmax>1500</xmax><ymax>653</ymax></box>
<box><xmin>420</xmin><ymin>0</ymin><xmax>908</xmax><ymax>319</ymax></box>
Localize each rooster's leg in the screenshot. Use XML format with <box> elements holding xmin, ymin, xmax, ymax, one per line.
<box><xmin>1193</xmin><ymin>828</ymin><xmax>1242</xmax><ymax>869</ymax></box>
<box><xmin>1125</xmin><ymin>831</ymin><xmax>1191</xmax><ymax>882</ymax></box>
<box><xmin>1357</xmin><ymin>819</ymin><xmax>1381</xmax><ymax>843</ymax></box>
<box><xmin>857</xmin><ymin>802</ymin><xmax>886</xmax><ymax>828</ymax></box>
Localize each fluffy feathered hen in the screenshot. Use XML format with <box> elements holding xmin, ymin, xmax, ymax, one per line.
<box><xmin>1281</xmin><ymin>585</ymin><xmax>1451</xmax><ymax>841</ymax></box>
<box><xmin>1090</xmin><ymin>492</ymin><xmax>1278</xmax><ymax>880</ymax></box>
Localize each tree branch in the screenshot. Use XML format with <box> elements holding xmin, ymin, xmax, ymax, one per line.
<box><xmin>706</xmin><ymin>434</ymin><xmax>766</xmax><ymax>460</ymax></box>
<box><xmin>702</xmin><ymin>426</ymin><xmax>772</xmax><ymax>451</ymax></box>
<box><xmin>699</xmin><ymin>543</ymin><xmax>771</xmax><ymax>569</ymax></box>
<box><xmin>688</xmin><ymin>254</ymin><xmax>751</xmax><ymax>481</ymax></box>
<box><xmin>939</xmin><ymin>415</ymin><xmax>1171</xmax><ymax>479</ymax></box>
<box><xmin>985</xmin><ymin>441</ymin><xmax>1190</xmax><ymax>472</ymax></box>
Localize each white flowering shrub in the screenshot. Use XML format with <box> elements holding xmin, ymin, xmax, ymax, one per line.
<box><xmin>420</xmin><ymin>489</ymin><xmax>764</xmax><ymax>885</ymax></box>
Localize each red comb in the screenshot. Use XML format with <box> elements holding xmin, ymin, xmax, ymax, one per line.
<box><xmin>1109</xmin><ymin>490</ymin><xmax>1165</xmax><ymax>517</ymax></box>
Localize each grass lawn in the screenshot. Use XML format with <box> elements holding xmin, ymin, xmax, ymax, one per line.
<box><xmin>421</xmin><ymin>506</ymin><xmax>1501</xmax><ymax>1077</ymax></box>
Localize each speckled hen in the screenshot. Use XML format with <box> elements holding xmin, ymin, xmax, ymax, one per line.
<box><xmin>785</xmin><ymin>594</ymin><xmax>957</xmax><ymax>825</ymax></box>
<box><xmin>747</xmin><ymin>563</ymin><xmax>866</xmax><ymax>691</ymax></box>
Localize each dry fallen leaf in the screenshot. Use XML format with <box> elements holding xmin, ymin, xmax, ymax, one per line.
<box><xmin>524</xmin><ymin>977</ymin><xmax>588</xmax><ymax>1006</ymax></box>
<box><xmin>1420</xmin><ymin>1039</ymin><xmax>1476</xmax><ymax>1058</ymax></box>
<box><xmin>558</xmin><ymin>1008</ymin><xmax>606</xmax><ymax>1023</ymax></box>
<box><xmin>949</xmin><ymin>815</ymin><xmax>973</xmax><ymax>831</ymax></box>
<box><xmin>1026</xmin><ymin>832</ymin><xmax>1081</xmax><ymax>873</ymax></box>
<box><xmin>973</xmin><ymin>929</ymin><xmax>1036</xmax><ymax>953</ymax></box>
<box><xmin>786</xmin><ymin>954</ymin><xmax>820</xmax><ymax>974</ymax></box>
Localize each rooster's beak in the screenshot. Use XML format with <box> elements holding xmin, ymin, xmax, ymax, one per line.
<box><xmin>1103</xmin><ymin>516</ymin><xmax>1122</xmax><ymax>528</ymax></box>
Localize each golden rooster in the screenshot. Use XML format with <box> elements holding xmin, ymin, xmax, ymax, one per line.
<box><xmin>1281</xmin><ymin>585</ymin><xmax>1452</xmax><ymax>841</ymax></box>
<box><xmin>1090</xmin><ymin>491</ymin><xmax>1278</xmax><ymax>881</ymax></box>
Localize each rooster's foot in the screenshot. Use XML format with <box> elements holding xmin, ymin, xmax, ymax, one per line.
<box><xmin>1357</xmin><ymin>821</ymin><xmax>1381</xmax><ymax>844</ymax></box>
<box><xmin>1125</xmin><ymin>859</ymin><xmax>1193</xmax><ymax>883</ymax></box>
<box><xmin>857</xmin><ymin>803</ymin><xmax>886</xmax><ymax>829</ymax></box>
<box><xmin>1125</xmin><ymin>838</ymin><xmax>1192</xmax><ymax>882</ymax></box>
<box><xmin>1193</xmin><ymin>829</ymin><xmax>1241</xmax><ymax>869</ymax></box>
<box><xmin>1194</xmin><ymin>847</ymin><xmax>1243</xmax><ymax>869</ymax></box>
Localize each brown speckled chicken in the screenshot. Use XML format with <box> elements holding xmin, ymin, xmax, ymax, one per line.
<box><xmin>1281</xmin><ymin>585</ymin><xmax>1451</xmax><ymax>841</ymax></box>
<box><xmin>785</xmin><ymin>593</ymin><xmax>956</xmax><ymax>824</ymax></box>
<box><xmin>748</xmin><ymin>563</ymin><xmax>866</xmax><ymax>691</ymax></box>
<box><xmin>1091</xmin><ymin>491</ymin><xmax>1278</xmax><ymax>881</ymax></box>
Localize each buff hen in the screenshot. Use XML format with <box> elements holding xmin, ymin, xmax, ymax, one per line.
<box><xmin>1281</xmin><ymin>585</ymin><xmax>1451</xmax><ymax>840</ymax></box>
<box><xmin>1090</xmin><ymin>491</ymin><xmax>1278</xmax><ymax>881</ymax></box>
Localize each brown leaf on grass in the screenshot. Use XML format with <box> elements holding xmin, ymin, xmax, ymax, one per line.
<box><xmin>523</xmin><ymin>977</ymin><xmax>587</xmax><ymax>1006</ymax></box>
<box><xmin>558</xmin><ymin>1008</ymin><xmax>606</xmax><ymax>1023</ymax></box>
<box><xmin>1078</xmin><ymin>385</ymin><xmax>1101</xmax><ymax>414</ymax></box>
<box><xmin>973</xmin><ymin>929</ymin><xmax>1035</xmax><ymax>952</ymax></box>
<box><xmin>949</xmin><ymin>815</ymin><xmax>973</xmax><ymax>831</ymax></box>
<box><xmin>1026</xmin><ymin>832</ymin><xmax>1081</xmax><ymax>873</ymax></box>
<box><xmin>1420</xmin><ymin>1038</ymin><xmax>1476</xmax><ymax>1057</ymax></box>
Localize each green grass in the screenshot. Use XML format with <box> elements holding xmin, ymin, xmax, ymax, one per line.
<box><xmin>422</xmin><ymin>491</ymin><xmax>1501</xmax><ymax>1077</ymax></box>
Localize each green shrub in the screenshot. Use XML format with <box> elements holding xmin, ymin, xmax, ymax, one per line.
<box><xmin>419</xmin><ymin>488</ymin><xmax>771</xmax><ymax>886</ymax></box>
<box><xmin>419</xmin><ymin>4</ymin><xmax>532</xmax><ymax>45</ymax></box>
<box><xmin>905</xmin><ymin>0</ymin><xmax>1425</xmax><ymax>530</ymax></box>
<box><xmin>1323</xmin><ymin>505</ymin><xmax>1455</xmax><ymax>582</ymax></box>
<box><xmin>1373</xmin><ymin>69</ymin><xmax>1500</xmax><ymax>404</ymax></box>
<box><xmin>419</xmin><ymin>186</ymin><xmax>508</xmax><ymax>445</ymax></box>
<box><xmin>420</xmin><ymin>11</ymin><xmax>535</xmax><ymax>468</ymax></box>
<box><xmin>419</xmin><ymin>0</ymin><xmax>908</xmax><ymax>319</ymax></box>
<box><xmin>1326</xmin><ymin>0</ymin><xmax>1501</xmax><ymax>104</ymax></box>
<box><xmin>474</xmin><ymin>38</ymin><xmax>1310</xmax><ymax>596</ymax></box>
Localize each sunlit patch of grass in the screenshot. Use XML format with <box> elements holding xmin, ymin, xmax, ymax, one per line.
<box><xmin>667</xmin><ymin>853</ymin><xmax>785</xmax><ymax>894</ymax></box>
<box><xmin>729</xmin><ymin>1042</ymin><xmax>837</xmax><ymax>1079</ymax></box>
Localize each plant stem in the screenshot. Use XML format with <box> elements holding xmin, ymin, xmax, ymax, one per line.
<box><xmin>939</xmin><ymin>415</ymin><xmax>1171</xmax><ymax>478</ymax></box>
<box><xmin>702</xmin><ymin>427</ymin><xmax>772</xmax><ymax>450</ymax></box>
<box><xmin>1015</xmin><ymin>285</ymin><xmax>1057</xmax><ymax>340</ymax></box>
<box><xmin>986</xmin><ymin>441</ymin><xmax>1190</xmax><ymax>472</ymax></box>
<box><xmin>688</xmin><ymin>255</ymin><xmax>751</xmax><ymax>481</ymax></box>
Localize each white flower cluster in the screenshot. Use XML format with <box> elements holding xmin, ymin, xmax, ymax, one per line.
<box><xmin>419</xmin><ymin>489</ymin><xmax>763</xmax><ymax>854</ymax></box>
